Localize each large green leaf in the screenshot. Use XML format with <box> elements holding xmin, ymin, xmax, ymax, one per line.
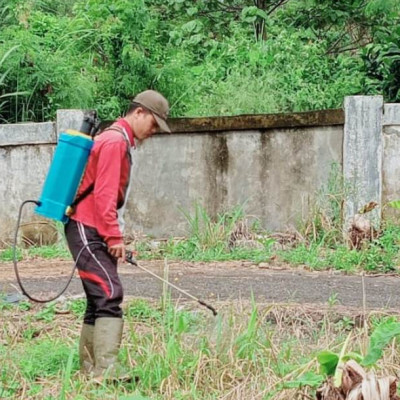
<box><xmin>362</xmin><ymin>320</ymin><xmax>400</xmax><ymax>366</ymax></box>
<box><xmin>317</xmin><ymin>350</ymin><xmax>339</xmax><ymax>376</ymax></box>
<box><xmin>283</xmin><ymin>371</ymin><xmax>324</xmax><ymax>389</ymax></box>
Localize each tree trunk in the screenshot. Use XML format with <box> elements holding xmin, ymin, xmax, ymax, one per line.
<box><xmin>254</xmin><ymin>0</ymin><xmax>267</xmax><ymax>41</ymax></box>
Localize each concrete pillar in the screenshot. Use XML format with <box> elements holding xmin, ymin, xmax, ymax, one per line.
<box><xmin>343</xmin><ymin>96</ymin><xmax>384</xmax><ymax>229</ymax></box>
<box><xmin>382</xmin><ymin>103</ymin><xmax>400</xmax><ymax>219</ymax></box>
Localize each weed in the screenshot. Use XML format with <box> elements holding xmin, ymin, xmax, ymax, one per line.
<box><xmin>34</xmin><ymin>302</ymin><xmax>56</xmax><ymax>322</ymax></box>
<box><xmin>60</xmin><ymin>347</ymin><xmax>76</xmax><ymax>400</ymax></box>
<box><xmin>0</xmin><ymin>247</ymin><xmax>22</xmax><ymax>262</ymax></box>
<box><xmin>0</xmin><ymin>243</ymin><xmax>70</xmax><ymax>262</ymax></box>
<box><xmin>16</xmin><ymin>339</ymin><xmax>77</xmax><ymax>380</ymax></box>
<box><xmin>27</xmin><ymin>244</ymin><xmax>70</xmax><ymax>259</ymax></box>
<box><xmin>133</xmin><ymin>197</ymin><xmax>400</xmax><ymax>274</ymax></box>
<box><xmin>126</xmin><ymin>299</ymin><xmax>163</xmax><ymax>323</ymax></box>
<box><xmin>67</xmin><ymin>299</ymin><xmax>86</xmax><ymax>318</ymax></box>
<box><xmin>136</xmin><ymin>203</ymin><xmax>273</xmax><ymax>263</ymax></box>
<box><xmin>0</xmin><ymin>295</ymin><xmax>13</xmax><ymax>311</ymax></box>
<box><xmin>180</xmin><ymin>203</ymin><xmax>245</xmax><ymax>252</ymax></box>
<box><xmin>302</xmin><ymin>163</ymin><xmax>349</xmax><ymax>246</ymax></box>
<box><xmin>1</xmin><ymin>298</ymin><xmax>400</xmax><ymax>398</ymax></box>
<box><xmin>278</xmin><ymin>224</ymin><xmax>400</xmax><ymax>273</ymax></box>
<box><xmin>3</xmin><ymin>201</ymin><xmax>400</xmax><ymax>274</ymax></box>
<box><xmin>327</xmin><ymin>292</ymin><xmax>340</xmax><ymax>307</ymax></box>
<box><xmin>18</xmin><ymin>301</ymin><xmax>32</xmax><ymax>311</ymax></box>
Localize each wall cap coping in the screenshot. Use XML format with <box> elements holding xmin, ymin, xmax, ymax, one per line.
<box><xmin>101</xmin><ymin>108</ymin><xmax>344</xmax><ymax>134</ymax></box>
<box><xmin>0</xmin><ymin>122</ymin><xmax>55</xmax><ymax>146</ymax></box>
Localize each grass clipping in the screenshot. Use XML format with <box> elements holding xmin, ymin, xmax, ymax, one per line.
<box><xmin>317</xmin><ymin>360</ymin><xmax>399</xmax><ymax>400</ymax></box>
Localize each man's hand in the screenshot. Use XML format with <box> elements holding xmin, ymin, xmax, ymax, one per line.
<box><xmin>108</xmin><ymin>243</ymin><xmax>126</xmax><ymax>260</ymax></box>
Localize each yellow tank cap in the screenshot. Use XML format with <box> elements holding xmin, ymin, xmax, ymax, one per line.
<box><xmin>64</xmin><ymin>129</ymin><xmax>93</xmax><ymax>140</ymax></box>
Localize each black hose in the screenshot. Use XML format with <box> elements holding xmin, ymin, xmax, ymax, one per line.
<box><xmin>13</xmin><ymin>201</ymin><xmax>218</xmax><ymax>315</ymax></box>
<box><xmin>12</xmin><ymin>200</ymin><xmax>106</xmax><ymax>303</ymax></box>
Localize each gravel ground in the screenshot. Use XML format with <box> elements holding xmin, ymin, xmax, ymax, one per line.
<box><xmin>1</xmin><ymin>259</ymin><xmax>400</xmax><ymax>310</ymax></box>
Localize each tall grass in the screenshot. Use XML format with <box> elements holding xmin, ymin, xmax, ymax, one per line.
<box><xmin>0</xmin><ymin>45</ymin><xmax>29</xmax><ymax>122</ymax></box>
<box><xmin>1</xmin><ymin>298</ymin><xmax>400</xmax><ymax>399</ymax></box>
<box><xmin>136</xmin><ymin>203</ymin><xmax>273</xmax><ymax>263</ymax></box>
<box><xmin>2</xmin><ymin>178</ymin><xmax>400</xmax><ymax>273</ymax></box>
<box><xmin>180</xmin><ymin>203</ymin><xmax>245</xmax><ymax>251</ymax></box>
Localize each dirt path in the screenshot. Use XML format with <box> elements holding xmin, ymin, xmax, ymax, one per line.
<box><xmin>1</xmin><ymin>259</ymin><xmax>399</xmax><ymax>309</ymax></box>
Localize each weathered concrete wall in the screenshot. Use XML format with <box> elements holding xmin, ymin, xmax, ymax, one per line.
<box><xmin>127</xmin><ymin>127</ymin><xmax>343</xmax><ymax>237</ymax></box>
<box><xmin>5</xmin><ymin>98</ymin><xmax>400</xmax><ymax>244</ymax></box>
<box><xmin>343</xmin><ymin>96</ymin><xmax>383</xmax><ymax>228</ymax></box>
<box><xmin>0</xmin><ymin>110</ymin><xmax>344</xmax><ymax>242</ymax></box>
<box><xmin>0</xmin><ymin>122</ymin><xmax>56</xmax><ymax>244</ymax></box>
<box><xmin>383</xmin><ymin>103</ymin><xmax>400</xmax><ymax>220</ymax></box>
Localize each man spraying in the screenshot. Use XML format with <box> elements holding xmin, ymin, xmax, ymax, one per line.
<box><xmin>64</xmin><ymin>90</ymin><xmax>171</xmax><ymax>381</ymax></box>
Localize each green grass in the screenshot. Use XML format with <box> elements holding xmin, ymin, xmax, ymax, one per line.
<box><xmin>135</xmin><ymin>214</ymin><xmax>400</xmax><ymax>274</ymax></box>
<box><xmin>2</xmin><ymin>222</ymin><xmax>400</xmax><ymax>274</ymax></box>
<box><xmin>1</xmin><ymin>298</ymin><xmax>400</xmax><ymax>399</ymax></box>
<box><xmin>0</xmin><ymin>243</ymin><xmax>71</xmax><ymax>262</ymax></box>
<box><xmin>278</xmin><ymin>225</ymin><xmax>400</xmax><ymax>273</ymax></box>
<box><xmin>140</xmin><ymin>237</ymin><xmax>273</xmax><ymax>263</ymax></box>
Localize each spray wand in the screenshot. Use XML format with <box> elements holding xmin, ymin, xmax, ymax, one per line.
<box><xmin>125</xmin><ymin>251</ymin><xmax>218</xmax><ymax>316</ymax></box>
<box><xmin>13</xmin><ymin>201</ymin><xmax>217</xmax><ymax>315</ymax></box>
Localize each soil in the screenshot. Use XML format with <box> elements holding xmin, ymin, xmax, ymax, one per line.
<box><xmin>1</xmin><ymin>259</ymin><xmax>400</xmax><ymax>310</ymax></box>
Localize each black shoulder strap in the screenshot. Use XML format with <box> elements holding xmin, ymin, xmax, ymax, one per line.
<box><xmin>70</xmin><ymin>183</ymin><xmax>94</xmax><ymax>210</ymax></box>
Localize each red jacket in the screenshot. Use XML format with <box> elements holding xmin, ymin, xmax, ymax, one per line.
<box><xmin>71</xmin><ymin>119</ymin><xmax>135</xmax><ymax>246</ymax></box>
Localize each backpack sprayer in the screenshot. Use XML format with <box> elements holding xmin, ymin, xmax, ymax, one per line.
<box><xmin>12</xmin><ymin>111</ymin><xmax>99</xmax><ymax>303</ymax></box>
<box><xmin>12</xmin><ymin>113</ymin><xmax>217</xmax><ymax>315</ymax></box>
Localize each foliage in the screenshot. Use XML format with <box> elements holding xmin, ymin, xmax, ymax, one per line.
<box><xmin>362</xmin><ymin>319</ymin><xmax>400</xmax><ymax>366</ymax></box>
<box><xmin>0</xmin><ymin>0</ymin><xmax>398</xmax><ymax>123</ymax></box>
<box><xmin>286</xmin><ymin>318</ymin><xmax>400</xmax><ymax>390</ymax></box>
<box><xmin>279</xmin><ymin>224</ymin><xmax>400</xmax><ymax>273</ymax></box>
<box><xmin>136</xmin><ymin>203</ymin><xmax>274</xmax><ymax>262</ymax></box>
<box><xmin>2</xmin><ymin>293</ymin><xmax>400</xmax><ymax>397</ymax></box>
<box><xmin>0</xmin><ymin>45</ymin><xmax>29</xmax><ymax>122</ymax></box>
<box><xmin>3</xmin><ymin>201</ymin><xmax>400</xmax><ymax>273</ymax></box>
<box><xmin>0</xmin><ymin>243</ymin><xmax>70</xmax><ymax>261</ymax></box>
<box><xmin>180</xmin><ymin>203</ymin><xmax>245</xmax><ymax>251</ymax></box>
<box><xmin>362</xmin><ymin>26</ymin><xmax>400</xmax><ymax>102</ymax></box>
<box><xmin>322</xmin><ymin>319</ymin><xmax>400</xmax><ymax>372</ymax></box>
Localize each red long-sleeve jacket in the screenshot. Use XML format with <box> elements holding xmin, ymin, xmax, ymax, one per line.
<box><xmin>71</xmin><ymin>119</ymin><xmax>135</xmax><ymax>246</ymax></box>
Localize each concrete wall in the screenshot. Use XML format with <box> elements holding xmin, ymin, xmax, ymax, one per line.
<box><xmin>383</xmin><ymin>103</ymin><xmax>400</xmax><ymax>220</ymax></box>
<box><xmin>0</xmin><ymin>109</ymin><xmax>344</xmax><ymax>243</ymax></box>
<box><xmin>2</xmin><ymin>97</ymin><xmax>398</xmax><ymax>245</ymax></box>
<box><xmin>343</xmin><ymin>96</ymin><xmax>383</xmax><ymax>228</ymax></box>
<box><xmin>0</xmin><ymin>122</ymin><xmax>56</xmax><ymax>245</ymax></box>
<box><xmin>128</xmin><ymin>126</ymin><xmax>343</xmax><ymax>236</ymax></box>
<box><xmin>342</xmin><ymin>99</ymin><xmax>400</xmax><ymax>225</ymax></box>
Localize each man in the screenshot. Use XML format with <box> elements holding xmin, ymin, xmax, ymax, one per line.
<box><xmin>65</xmin><ymin>90</ymin><xmax>171</xmax><ymax>381</ymax></box>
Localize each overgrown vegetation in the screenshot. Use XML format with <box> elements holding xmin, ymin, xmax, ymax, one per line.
<box><xmin>1</xmin><ymin>297</ymin><xmax>400</xmax><ymax>399</ymax></box>
<box><xmin>132</xmin><ymin>194</ymin><xmax>400</xmax><ymax>274</ymax></box>
<box><xmin>0</xmin><ymin>0</ymin><xmax>399</xmax><ymax>123</ymax></box>
<box><xmin>3</xmin><ymin>198</ymin><xmax>400</xmax><ymax>273</ymax></box>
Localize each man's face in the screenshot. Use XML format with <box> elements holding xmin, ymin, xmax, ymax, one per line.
<box><xmin>133</xmin><ymin>109</ymin><xmax>159</xmax><ymax>140</ymax></box>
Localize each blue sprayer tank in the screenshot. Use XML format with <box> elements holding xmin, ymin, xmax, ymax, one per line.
<box><xmin>35</xmin><ymin>130</ymin><xmax>94</xmax><ymax>223</ymax></box>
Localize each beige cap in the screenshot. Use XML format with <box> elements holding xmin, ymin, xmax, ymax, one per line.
<box><xmin>133</xmin><ymin>90</ymin><xmax>171</xmax><ymax>133</ymax></box>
